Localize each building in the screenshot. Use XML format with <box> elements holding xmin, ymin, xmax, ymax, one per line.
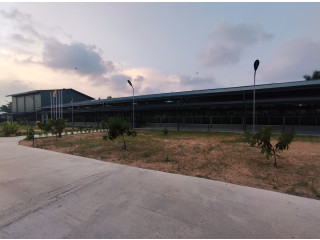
<box><xmin>6</xmin><ymin>89</ymin><xmax>94</xmax><ymax>124</ymax></box>
<box><xmin>6</xmin><ymin>80</ymin><xmax>320</xmax><ymax>134</ymax></box>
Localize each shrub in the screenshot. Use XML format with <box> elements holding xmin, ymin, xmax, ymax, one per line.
<box><xmin>163</xmin><ymin>128</ymin><xmax>168</xmax><ymax>136</ymax></box>
<box><xmin>127</xmin><ymin>129</ymin><xmax>137</xmax><ymax>138</ymax></box>
<box><xmin>2</xmin><ymin>121</ymin><xmax>19</xmax><ymax>136</ymax></box>
<box><xmin>245</xmin><ymin>126</ymin><xmax>295</xmax><ymax>167</ymax></box>
<box><xmin>78</xmin><ymin>126</ymin><xmax>84</xmax><ymax>133</ymax></box>
<box><xmin>101</xmin><ymin>120</ymin><xmax>108</xmax><ymax>131</ymax></box>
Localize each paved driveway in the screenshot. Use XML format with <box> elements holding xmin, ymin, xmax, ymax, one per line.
<box><xmin>0</xmin><ymin>136</ymin><xmax>319</xmax><ymax>238</ymax></box>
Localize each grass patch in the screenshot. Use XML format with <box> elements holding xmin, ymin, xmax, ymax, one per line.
<box><xmin>142</xmin><ymin>152</ymin><xmax>153</xmax><ymax>158</ymax></box>
<box><xmin>19</xmin><ymin>129</ymin><xmax>320</xmax><ymax>200</ymax></box>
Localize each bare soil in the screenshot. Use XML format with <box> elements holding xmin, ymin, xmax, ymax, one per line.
<box><xmin>20</xmin><ymin>130</ymin><xmax>320</xmax><ymax>200</ymax></box>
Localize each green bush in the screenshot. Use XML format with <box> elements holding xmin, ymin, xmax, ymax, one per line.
<box><xmin>245</xmin><ymin>126</ymin><xmax>295</xmax><ymax>167</ymax></box>
<box><xmin>2</xmin><ymin>121</ymin><xmax>19</xmax><ymax>136</ymax></box>
<box><xmin>101</xmin><ymin>120</ymin><xmax>108</xmax><ymax>131</ymax></box>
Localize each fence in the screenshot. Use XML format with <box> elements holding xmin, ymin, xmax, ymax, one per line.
<box><xmin>142</xmin><ymin>115</ymin><xmax>319</xmax><ymax>127</ymax></box>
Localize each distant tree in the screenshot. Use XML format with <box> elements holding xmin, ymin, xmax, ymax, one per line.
<box><xmin>303</xmin><ymin>70</ymin><xmax>320</xmax><ymax>80</ymax></box>
<box><xmin>244</xmin><ymin>126</ymin><xmax>295</xmax><ymax>167</ymax></box>
<box><xmin>107</xmin><ymin>96</ymin><xmax>112</xmax><ymax>99</ymax></box>
<box><xmin>0</xmin><ymin>102</ymin><xmax>12</xmax><ymax>113</ymax></box>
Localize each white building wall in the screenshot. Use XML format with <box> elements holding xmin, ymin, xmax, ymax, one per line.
<box><xmin>12</xmin><ymin>97</ymin><xmax>17</xmax><ymax>112</ymax></box>
<box><xmin>17</xmin><ymin>96</ymin><xmax>24</xmax><ymax>113</ymax></box>
<box><xmin>25</xmin><ymin>95</ymin><xmax>34</xmax><ymax>112</ymax></box>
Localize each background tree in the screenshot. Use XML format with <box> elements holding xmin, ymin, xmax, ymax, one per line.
<box><xmin>0</xmin><ymin>102</ymin><xmax>12</xmax><ymax>113</ymax></box>
<box><xmin>303</xmin><ymin>70</ymin><xmax>320</xmax><ymax>80</ymax></box>
<box><xmin>103</xmin><ymin>117</ymin><xmax>136</xmax><ymax>150</ymax></box>
<box><xmin>244</xmin><ymin>126</ymin><xmax>295</xmax><ymax>167</ymax></box>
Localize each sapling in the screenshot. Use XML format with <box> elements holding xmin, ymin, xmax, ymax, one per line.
<box><xmin>245</xmin><ymin>126</ymin><xmax>295</xmax><ymax>167</ymax></box>
<box><xmin>102</xmin><ymin>117</ymin><xmax>137</xmax><ymax>150</ymax></box>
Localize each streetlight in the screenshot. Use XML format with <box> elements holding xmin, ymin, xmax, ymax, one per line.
<box><xmin>253</xmin><ymin>59</ymin><xmax>260</xmax><ymax>133</ymax></box>
<box><xmin>127</xmin><ymin>80</ymin><xmax>134</xmax><ymax>129</ymax></box>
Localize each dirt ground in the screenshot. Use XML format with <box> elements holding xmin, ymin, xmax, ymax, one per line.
<box><xmin>20</xmin><ymin>131</ymin><xmax>320</xmax><ymax>200</ymax></box>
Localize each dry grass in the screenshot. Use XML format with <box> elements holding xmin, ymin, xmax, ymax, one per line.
<box><xmin>20</xmin><ymin>130</ymin><xmax>320</xmax><ymax>200</ymax></box>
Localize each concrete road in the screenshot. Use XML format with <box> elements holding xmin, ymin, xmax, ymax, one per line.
<box><xmin>0</xmin><ymin>136</ymin><xmax>320</xmax><ymax>238</ymax></box>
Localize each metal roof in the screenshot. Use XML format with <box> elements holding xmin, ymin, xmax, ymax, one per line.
<box><xmin>60</xmin><ymin>79</ymin><xmax>320</xmax><ymax>107</ymax></box>
<box><xmin>6</xmin><ymin>88</ymin><xmax>94</xmax><ymax>100</ymax></box>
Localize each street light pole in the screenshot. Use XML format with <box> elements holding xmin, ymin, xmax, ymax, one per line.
<box><xmin>127</xmin><ymin>80</ymin><xmax>134</xmax><ymax>129</ymax></box>
<box><xmin>253</xmin><ymin>59</ymin><xmax>260</xmax><ymax>133</ymax></box>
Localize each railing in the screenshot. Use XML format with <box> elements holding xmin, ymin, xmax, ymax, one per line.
<box><xmin>142</xmin><ymin>116</ymin><xmax>319</xmax><ymax>126</ymax></box>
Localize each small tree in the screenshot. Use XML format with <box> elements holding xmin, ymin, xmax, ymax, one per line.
<box><xmin>37</xmin><ymin>118</ymin><xmax>66</xmax><ymax>138</ymax></box>
<box><xmin>37</xmin><ymin>121</ymin><xmax>51</xmax><ymax>133</ymax></box>
<box><xmin>102</xmin><ymin>117</ymin><xmax>137</xmax><ymax>150</ymax></box>
<box><xmin>245</xmin><ymin>126</ymin><xmax>295</xmax><ymax>167</ymax></box>
<box><xmin>25</xmin><ymin>126</ymin><xmax>35</xmax><ymax>140</ymax></box>
<box><xmin>50</xmin><ymin>118</ymin><xmax>66</xmax><ymax>138</ymax></box>
<box><xmin>25</xmin><ymin>126</ymin><xmax>35</xmax><ymax>147</ymax></box>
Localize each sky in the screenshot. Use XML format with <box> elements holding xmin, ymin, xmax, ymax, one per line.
<box><xmin>1</xmin><ymin>2</ymin><xmax>320</xmax><ymax>106</ymax></box>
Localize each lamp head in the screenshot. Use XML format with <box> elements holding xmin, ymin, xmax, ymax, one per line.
<box><xmin>254</xmin><ymin>59</ymin><xmax>260</xmax><ymax>71</ymax></box>
<box><xmin>127</xmin><ymin>80</ymin><xmax>132</xmax><ymax>87</ymax></box>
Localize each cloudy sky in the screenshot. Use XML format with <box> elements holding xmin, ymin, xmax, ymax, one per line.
<box><xmin>1</xmin><ymin>2</ymin><xmax>320</xmax><ymax>105</ymax></box>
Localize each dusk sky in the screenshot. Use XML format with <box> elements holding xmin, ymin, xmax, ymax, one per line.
<box><xmin>1</xmin><ymin>2</ymin><xmax>320</xmax><ymax>106</ymax></box>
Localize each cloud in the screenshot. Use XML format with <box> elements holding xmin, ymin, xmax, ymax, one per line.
<box><xmin>178</xmin><ymin>74</ymin><xmax>218</xmax><ymax>88</ymax></box>
<box><xmin>0</xmin><ymin>8</ymin><xmax>44</xmax><ymax>41</ymax></box>
<box><xmin>134</xmin><ymin>75</ymin><xmax>144</xmax><ymax>82</ymax></box>
<box><xmin>200</xmin><ymin>22</ymin><xmax>273</xmax><ymax>68</ymax></box>
<box><xmin>213</xmin><ymin>22</ymin><xmax>273</xmax><ymax>47</ymax></box>
<box><xmin>107</xmin><ymin>74</ymin><xmax>132</xmax><ymax>89</ymax></box>
<box><xmin>10</xmin><ymin>33</ymin><xmax>34</xmax><ymax>44</ymax></box>
<box><xmin>1</xmin><ymin>9</ymin><xmax>115</xmax><ymax>81</ymax></box>
<box><xmin>121</xmin><ymin>68</ymin><xmax>222</xmax><ymax>98</ymax></box>
<box><xmin>0</xmin><ymin>79</ymin><xmax>33</xmax><ymax>105</ymax></box>
<box><xmin>0</xmin><ymin>8</ymin><xmax>32</xmax><ymax>22</ymax></box>
<box><xmin>42</xmin><ymin>39</ymin><xmax>115</xmax><ymax>76</ymax></box>
<box><xmin>260</xmin><ymin>38</ymin><xmax>320</xmax><ymax>83</ymax></box>
<box><xmin>199</xmin><ymin>44</ymin><xmax>240</xmax><ymax>67</ymax></box>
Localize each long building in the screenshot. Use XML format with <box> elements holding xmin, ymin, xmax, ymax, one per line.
<box><xmin>6</xmin><ymin>80</ymin><xmax>320</xmax><ymax>134</ymax></box>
